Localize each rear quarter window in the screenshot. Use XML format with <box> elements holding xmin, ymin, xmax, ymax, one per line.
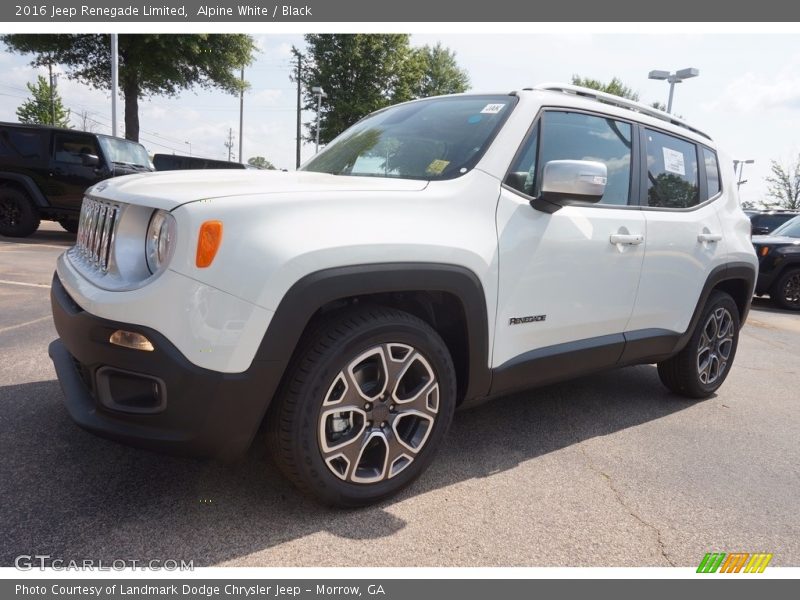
<box><xmin>0</xmin><ymin>129</ymin><xmax>44</xmax><ymax>160</ymax></box>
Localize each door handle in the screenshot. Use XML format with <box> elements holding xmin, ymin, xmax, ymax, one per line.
<box><xmin>697</xmin><ymin>233</ymin><xmax>722</xmax><ymax>243</ymax></box>
<box><xmin>609</xmin><ymin>233</ymin><xmax>644</xmax><ymax>246</ymax></box>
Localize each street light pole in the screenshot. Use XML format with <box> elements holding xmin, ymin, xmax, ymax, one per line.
<box><xmin>111</xmin><ymin>34</ymin><xmax>119</xmax><ymax>137</ymax></box>
<box><xmin>185</xmin><ymin>141</ymin><xmax>192</xmax><ymax>157</ymax></box>
<box><xmin>734</xmin><ymin>159</ymin><xmax>754</xmax><ymax>189</ymax></box>
<box><xmin>648</xmin><ymin>68</ymin><xmax>699</xmax><ymax>114</ymax></box>
<box><xmin>311</xmin><ymin>86</ymin><xmax>327</xmax><ymax>154</ymax></box>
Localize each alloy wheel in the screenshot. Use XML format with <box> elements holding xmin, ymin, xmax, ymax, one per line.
<box><xmin>780</xmin><ymin>272</ymin><xmax>800</xmax><ymax>309</ymax></box>
<box><xmin>696</xmin><ymin>307</ymin><xmax>735</xmax><ymax>385</ymax></box>
<box><xmin>318</xmin><ymin>343</ymin><xmax>440</xmax><ymax>484</ymax></box>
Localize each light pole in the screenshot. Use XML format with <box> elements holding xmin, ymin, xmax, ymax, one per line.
<box><xmin>311</xmin><ymin>86</ymin><xmax>327</xmax><ymax>154</ymax></box>
<box><xmin>648</xmin><ymin>68</ymin><xmax>699</xmax><ymax>113</ymax></box>
<box><xmin>184</xmin><ymin>141</ymin><xmax>192</xmax><ymax>157</ymax></box>
<box><xmin>733</xmin><ymin>159</ymin><xmax>754</xmax><ymax>189</ymax></box>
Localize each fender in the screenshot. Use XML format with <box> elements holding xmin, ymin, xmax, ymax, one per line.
<box><xmin>0</xmin><ymin>171</ymin><xmax>49</xmax><ymax>207</ymax></box>
<box><xmin>252</xmin><ymin>263</ymin><xmax>493</xmax><ymax>404</ymax></box>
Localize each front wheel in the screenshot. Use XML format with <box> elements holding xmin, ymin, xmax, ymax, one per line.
<box><xmin>657</xmin><ymin>290</ymin><xmax>740</xmax><ymax>399</ymax></box>
<box><xmin>268</xmin><ymin>306</ymin><xmax>456</xmax><ymax>507</ymax></box>
<box><xmin>771</xmin><ymin>268</ymin><xmax>800</xmax><ymax>311</ymax></box>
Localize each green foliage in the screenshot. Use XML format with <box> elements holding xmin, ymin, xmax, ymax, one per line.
<box><xmin>16</xmin><ymin>75</ymin><xmax>70</xmax><ymax>127</ymax></box>
<box><xmin>2</xmin><ymin>34</ymin><xmax>256</xmax><ymax>142</ymax></box>
<box><xmin>571</xmin><ymin>75</ymin><xmax>640</xmax><ymax>101</ymax></box>
<box><xmin>765</xmin><ymin>158</ymin><xmax>800</xmax><ymax>210</ymax></box>
<box><xmin>247</xmin><ymin>156</ymin><xmax>276</xmax><ymax>170</ymax></box>
<box><xmin>414</xmin><ymin>42</ymin><xmax>470</xmax><ymax>98</ymax></box>
<box><xmin>297</xmin><ymin>35</ymin><xmax>470</xmax><ymax>144</ymax></box>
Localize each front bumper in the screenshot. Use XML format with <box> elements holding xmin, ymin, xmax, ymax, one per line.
<box><xmin>48</xmin><ymin>272</ymin><xmax>284</xmax><ymax>458</ymax></box>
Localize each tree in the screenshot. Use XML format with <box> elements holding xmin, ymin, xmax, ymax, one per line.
<box><xmin>571</xmin><ymin>75</ymin><xmax>639</xmax><ymax>101</ymax></box>
<box><xmin>15</xmin><ymin>75</ymin><xmax>70</xmax><ymax>127</ymax></box>
<box><xmin>2</xmin><ymin>34</ymin><xmax>256</xmax><ymax>142</ymax></box>
<box><xmin>413</xmin><ymin>43</ymin><xmax>470</xmax><ymax>98</ymax></box>
<box><xmin>765</xmin><ymin>157</ymin><xmax>800</xmax><ymax>210</ymax></box>
<box><xmin>247</xmin><ymin>156</ymin><xmax>276</xmax><ymax>170</ymax></box>
<box><xmin>296</xmin><ymin>35</ymin><xmax>469</xmax><ymax>144</ymax></box>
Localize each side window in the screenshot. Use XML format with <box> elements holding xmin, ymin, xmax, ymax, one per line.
<box><xmin>0</xmin><ymin>129</ymin><xmax>43</xmax><ymax>159</ymax></box>
<box><xmin>540</xmin><ymin>111</ymin><xmax>633</xmax><ymax>205</ymax></box>
<box><xmin>504</xmin><ymin>123</ymin><xmax>539</xmax><ymax>196</ymax></box>
<box><xmin>645</xmin><ymin>129</ymin><xmax>699</xmax><ymax>208</ymax></box>
<box><xmin>703</xmin><ymin>147</ymin><xmax>721</xmax><ymax>198</ymax></box>
<box><xmin>53</xmin><ymin>134</ymin><xmax>99</xmax><ymax>165</ymax></box>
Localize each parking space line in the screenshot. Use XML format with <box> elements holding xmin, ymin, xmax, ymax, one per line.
<box><xmin>0</xmin><ymin>315</ymin><xmax>50</xmax><ymax>335</ymax></box>
<box><xmin>0</xmin><ymin>279</ymin><xmax>51</xmax><ymax>289</ymax></box>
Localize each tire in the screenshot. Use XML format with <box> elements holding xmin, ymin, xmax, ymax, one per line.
<box><xmin>771</xmin><ymin>268</ymin><xmax>800</xmax><ymax>311</ymax></box>
<box><xmin>0</xmin><ymin>188</ymin><xmax>40</xmax><ymax>238</ymax></box>
<box><xmin>267</xmin><ymin>305</ymin><xmax>457</xmax><ymax>507</ymax></box>
<box><xmin>58</xmin><ymin>217</ymin><xmax>79</xmax><ymax>234</ymax></box>
<box><xmin>657</xmin><ymin>290</ymin><xmax>740</xmax><ymax>399</ymax></box>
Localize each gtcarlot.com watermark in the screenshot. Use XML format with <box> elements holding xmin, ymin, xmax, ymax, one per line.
<box><xmin>15</xmin><ymin>554</ymin><xmax>194</xmax><ymax>571</ymax></box>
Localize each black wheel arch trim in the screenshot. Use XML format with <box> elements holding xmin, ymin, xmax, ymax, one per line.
<box><xmin>252</xmin><ymin>262</ymin><xmax>493</xmax><ymax>404</ymax></box>
<box><xmin>673</xmin><ymin>261</ymin><xmax>756</xmax><ymax>354</ymax></box>
<box><xmin>0</xmin><ymin>171</ymin><xmax>49</xmax><ymax>207</ymax></box>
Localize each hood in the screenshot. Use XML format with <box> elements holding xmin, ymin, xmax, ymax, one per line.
<box><xmin>752</xmin><ymin>234</ymin><xmax>800</xmax><ymax>246</ymax></box>
<box><xmin>87</xmin><ymin>169</ymin><xmax>429</xmax><ymax>210</ymax></box>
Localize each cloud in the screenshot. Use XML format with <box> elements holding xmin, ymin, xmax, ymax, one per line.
<box><xmin>707</xmin><ymin>70</ymin><xmax>800</xmax><ymax>113</ymax></box>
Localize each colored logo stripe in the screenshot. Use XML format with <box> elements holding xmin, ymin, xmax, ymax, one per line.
<box><xmin>697</xmin><ymin>552</ymin><xmax>772</xmax><ymax>573</ymax></box>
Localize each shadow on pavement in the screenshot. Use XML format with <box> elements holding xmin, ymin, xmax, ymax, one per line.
<box><xmin>0</xmin><ymin>366</ymin><xmax>699</xmax><ymax>566</ymax></box>
<box><xmin>749</xmin><ymin>296</ymin><xmax>799</xmax><ymax>316</ymax></box>
<box><xmin>0</xmin><ymin>225</ymin><xmax>75</xmax><ymax>247</ymax></box>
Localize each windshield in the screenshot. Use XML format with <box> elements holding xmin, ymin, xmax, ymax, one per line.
<box><xmin>98</xmin><ymin>137</ymin><xmax>151</xmax><ymax>169</ymax></box>
<box><xmin>302</xmin><ymin>95</ymin><xmax>517</xmax><ymax>180</ymax></box>
<box><xmin>770</xmin><ymin>215</ymin><xmax>800</xmax><ymax>238</ymax></box>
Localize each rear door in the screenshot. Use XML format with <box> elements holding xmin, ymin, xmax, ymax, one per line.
<box><xmin>626</xmin><ymin>129</ymin><xmax>727</xmax><ymax>336</ymax></box>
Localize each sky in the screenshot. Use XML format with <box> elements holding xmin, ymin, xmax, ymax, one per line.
<box><xmin>1</xmin><ymin>32</ymin><xmax>799</xmax><ymax>206</ymax></box>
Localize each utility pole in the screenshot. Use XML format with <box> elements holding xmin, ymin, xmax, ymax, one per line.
<box><xmin>238</xmin><ymin>66</ymin><xmax>244</xmax><ymax>165</ymax></box>
<box><xmin>48</xmin><ymin>63</ymin><xmax>55</xmax><ymax>126</ymax></box>
<box><xmin>111</xmin><ymin>34</ymin><xmax>119</xmax><ymax>137</ymax></box>
<box><xmin>292</xmin><ymin>47</ymin><xmax>302</xmax><ymax>169</ymax></box>
<box><xmin>224</xmin><ymin>128</ymin><xmax>235</xmax><ymax>162</ymax></box>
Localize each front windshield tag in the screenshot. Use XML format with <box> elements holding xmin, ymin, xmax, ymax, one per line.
<box><xmin>480</xmin><ymin>103</ymin><xmax>505</xmax><ymax>114</ymax></box>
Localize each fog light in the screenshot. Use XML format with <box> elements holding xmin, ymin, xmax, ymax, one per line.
<box><xmin>109</xmin><ymin>330</ymin><xmax>154</xmax><ymax>352</ymax></box>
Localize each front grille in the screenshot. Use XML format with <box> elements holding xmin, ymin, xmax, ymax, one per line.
<box><xmin>76</xmin><ymin>197</ymin><xmax>121</xmax><ymax>272</ymax></box>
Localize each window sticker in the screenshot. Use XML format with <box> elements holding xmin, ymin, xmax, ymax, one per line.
<box><xmin>480</xmin><ymin>103</ymin><xmax>505</xmax><ymax>114</ymax></box>
<box><xmin>425</xmin><ymin>159</ymin><xmax>450</xmax><ymax>175</ymax></box>
<box><xmin>662</xmin><ymin>147</ymin><xmax>686</xmax><ymax>176</ymax></box>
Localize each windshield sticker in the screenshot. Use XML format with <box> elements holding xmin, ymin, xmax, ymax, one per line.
<box><xmin>467</xmin><ymin>115</ymin><xmax>482</xmax><ymax>124</ymax></box>
<box><xmin>426</xmin><ymin>159</ymin><xmax>450</xmax><ymax>175</ymax></box>
<box><xmin>663</xmin><ymin>147</ymin><xmax>686</xmax><ymax>176</ymax></box>
<box><xmin>480</xmin><ymin>103</ymin><xmax>505</xmax><ymax>114</ymax></box>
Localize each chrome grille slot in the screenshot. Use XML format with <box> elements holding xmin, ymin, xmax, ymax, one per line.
<box><xmin>75</xmin><ymin>197</ymin><xmax>120</xmax><ymax>272</ymax></box>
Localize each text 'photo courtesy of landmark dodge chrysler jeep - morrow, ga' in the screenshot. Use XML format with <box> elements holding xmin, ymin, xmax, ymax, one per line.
<box><xmin>48</xmin><ymin>84</ymin><xmax>757</xmax><ymax>506</ymax></box>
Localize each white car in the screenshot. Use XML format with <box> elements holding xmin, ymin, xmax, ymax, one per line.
<box><xmin>49</xmin><ymin>84</ymin><xmax>758</xmax><ymax>506</ymax></box>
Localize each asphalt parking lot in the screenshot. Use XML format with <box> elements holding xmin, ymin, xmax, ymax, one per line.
<box><xmin>1</xmin><ymin>222</ymin><xmax>798</xmax><ymax>568</ymax></box>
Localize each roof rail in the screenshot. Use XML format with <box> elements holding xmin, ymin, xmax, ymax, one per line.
<box><xmin>531</xmin><ymin>83</ymin><xmax>712</xmax><ymax>141</ymax></box>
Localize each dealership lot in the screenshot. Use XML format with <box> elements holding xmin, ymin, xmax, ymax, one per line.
<box><xmin>1</xmin><ymin>222</ymin><xmax>798</xmax><ymax>568</ymax></box>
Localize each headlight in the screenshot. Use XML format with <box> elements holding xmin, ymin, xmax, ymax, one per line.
<box><xmin>145</xmin><ymin>210</ymin><xmax>176</xmax><ymax>274</ymax></box>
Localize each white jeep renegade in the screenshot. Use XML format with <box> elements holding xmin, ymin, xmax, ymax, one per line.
<box><xmin>49</xmin><ymin>84</ymin><xmax>757</xmax><ymax>506</ymax></box>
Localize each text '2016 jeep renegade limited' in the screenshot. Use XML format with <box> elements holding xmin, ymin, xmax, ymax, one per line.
<box><xmin>49</xmin><ymin>84</ymin><xmax>758</xmax><ymax>506</ymax></box>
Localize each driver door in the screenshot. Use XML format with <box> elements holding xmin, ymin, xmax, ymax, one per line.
<box><xmin>48</xmin><ymin>132</ymin><xmax>105</xmax><ymax>209</ymax></box>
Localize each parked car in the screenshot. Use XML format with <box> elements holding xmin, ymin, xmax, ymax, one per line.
<box><xmin>752</xmin><ymin>215</ymin><xmax>800</xmax><ymax>310</ymax></box>
<box><xmin>153</xmin><ymin>153</ymin><xmax>246</xmax><ymax>171</ymax></box>
<box><xmin>748</xmin><ymin>209</ymin><xmax>799</xmax><ymax>235</ymax></box>
<box><xmin>48</xmin><ymin>84</ymin><xmax>757</xmax><ymax>506</ymax></box>
<box><xmin>0</xmin><ymin>122</ymin><xmax>153</xmax><ymax>237</ymax></box>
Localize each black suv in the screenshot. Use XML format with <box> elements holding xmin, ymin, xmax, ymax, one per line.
<box><xmin>748</xmin><ymin>209</ymin><xmax>799</xmax><ymax>236</ymax></box>
<box><xmin>0</xmin><ymin>122</ymin><xmax>153</xmax><ymax>237</ymax></box>
<box><xmin>752</xmin><ymin>215</ymin><xmax>800</xmax><ymax>310</ymax></box>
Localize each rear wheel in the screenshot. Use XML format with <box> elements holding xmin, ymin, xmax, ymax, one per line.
<box><xmin>0</xmin><ymin>188</ymin><xmax>39</xmax><ymax>238</ymax></box>
<box><xmin>771</xmin><ymin>268</ymin><xmax>800</xmax><ymax>311</ymax></box>
<box><xmin>657</xmin><ymin>290</ymin><xmax>740</xmax><ymax>399</ymax></box>
<box><xmin>267</xmin><ymin>305</ymin><xmax>456</xmax><ymax>507</ymax></box>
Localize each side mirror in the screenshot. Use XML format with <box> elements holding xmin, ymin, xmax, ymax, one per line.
<box><xmin>80</xmin><ymin>153</ymin><xmax>100</xmax><ymax>167</ymax></box>
<box><xmin>531</xmin><ymin>160</ymin><xmax>607</xmax><ymax>214</ymax></box>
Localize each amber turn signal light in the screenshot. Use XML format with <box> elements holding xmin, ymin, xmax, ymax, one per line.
<box><xmin>196</xmin><ymin>220</ymin><xmax>223</xmax><ymax>268</ymax></box>
<box><xmin>760</xmin><ymin>246</ymin><xmax>770</xmax><ymax>257</ymax></box>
